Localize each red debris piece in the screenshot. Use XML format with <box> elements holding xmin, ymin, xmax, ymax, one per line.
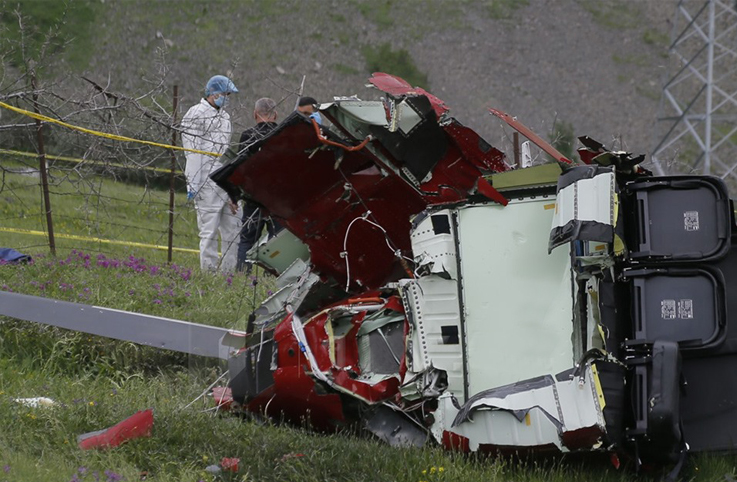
<box><xmin>610</xmin><ymin>452</ymin><xmax>621</xmax><ymax>469</ymax></box>
<box><xmin>220</xmin><ymin>457</ymin><xmax>240</xmax><ymax>472</ymax></box>
<box><xmin>211</xmin><ymin>386</ymin><xmax>233</xmax><ymax>411</ymax></box>
<box><xmin>280</xmin><ymin>453</ymin><xmax>305</xmax><ymax>462</ymax></box>
<box><xmin>77</xmin><ymin>408</ymin><xmax>153</xmax><ymax>450</ymax></box>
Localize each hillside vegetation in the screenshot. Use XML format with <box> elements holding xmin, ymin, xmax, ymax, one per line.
<box><xmin>1</xmin><ymin>0</ymin><xmax>675</xmax><ymax>159</ymax></box>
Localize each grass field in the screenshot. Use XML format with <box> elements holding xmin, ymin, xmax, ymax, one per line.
<box><xmin>1</xmin><ymin>157</ymin><xmax>737</xmax><ymax>481</ymax></box>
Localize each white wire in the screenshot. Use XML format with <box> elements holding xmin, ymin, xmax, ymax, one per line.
<box><xmin>256</xmin><ymin>319</ymin><xmax>266</xmax><ymax>363</ymax></box>
<box><xmin>342</xmin><ymin>211</ymin><xmax>413</xmax><ymax>291</ymax></box>
<box><xmin>181</xmin><ymin>369</ymin><xmax>230</xmax><ymax>410</ymax></box>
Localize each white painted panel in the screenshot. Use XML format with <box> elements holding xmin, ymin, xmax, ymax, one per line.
<box><xmin>552</xmin><ymin>172</ymin><xmax>614</xmax><ymax>228</ymax></box>
<box><xmin>400</xmin><ymin>277</ymin><xmax>464</xmax><ymax>400</ymax></box>
<box><xmin>457</xmin><ymin>198</ymin><xmax>574</xmax><ymax>393</ymax></box>
<box><xmin>434</xmin><ymin>369</ymin><xmax>604</xmax><ymax>452</ymax></box>
<box><xmin>410</xmin><ymin>210</ymin><xmax>457</xmax><ymax>279</ymax></box>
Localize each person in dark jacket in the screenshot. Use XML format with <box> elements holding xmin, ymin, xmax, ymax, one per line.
<box><xmin>297</xmin><ymin>96</ymin><xmax>322</xmax><ymax>124</ymax></box>
<box><xmin>236</xmin><ymin>97</ymin><xmax>280</xmax><ymax>271</ymax></box>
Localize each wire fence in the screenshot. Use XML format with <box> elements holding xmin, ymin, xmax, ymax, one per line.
<box><xmin>0</xmin><ymin>53</ymin><xmax>310</xmax><ymax>269</ymax></box>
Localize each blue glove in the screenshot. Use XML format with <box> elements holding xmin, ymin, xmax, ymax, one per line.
<box><xmin>187</xmin><ymin>191</ymin><xmax>195</xmax><ymax>201</ymax></box>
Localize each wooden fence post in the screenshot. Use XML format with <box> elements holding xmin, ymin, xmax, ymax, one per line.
<box><xmin>31</xmin><ymin>70</ymin><xmax>56</xmax><ymax>256</ymax></box>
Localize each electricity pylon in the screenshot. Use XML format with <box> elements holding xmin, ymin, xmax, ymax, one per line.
<box><xmin>651</xmin><ymin>0</ymin><xmax>737</xmax><ymax>186</ymax></box>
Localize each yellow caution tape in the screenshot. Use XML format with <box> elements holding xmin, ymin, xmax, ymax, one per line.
<box><xmin>0</xmin><ymin>101</ymin><xmax>220</xmax><ymax>157</ymax></box>
<box><xmin>0</xmin><ymin>148</ymin><xmax>180</xmax><ymax>175</ymax></box>
<box><xmin>0</xmin><ymin>227</ymin><xmax>198</xmax><ymax>254</ymax></box>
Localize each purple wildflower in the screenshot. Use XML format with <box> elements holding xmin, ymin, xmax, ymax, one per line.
<box><xmin>78</xmin><ymin>466</ymin><xmax>88</xmax><ymax>474</ymax></box>
<box><xmin>267</xmin><ymin>290</ymin><xmax>273</xmax><ymax>296</ymax></box>
<box><xmin>3</xmin><ymin>464</ymin><xmax>10</xmax><ymax>473</ymax></box>
<box><xmin>129</xmin><ymin>289</ymin><xmax>135</xmax><ymax>296</ymax></box>
<box><xmin>104</xmin><ymin>469</ymin><xmax>123</xmax><ymax>482</ymax></box>
<box><xmin>153</xmin><ymin>299</ymin><xmax>162</xmax><ymax>305</ymax></box>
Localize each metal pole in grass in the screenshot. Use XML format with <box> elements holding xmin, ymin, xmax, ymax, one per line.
<box><xmin>167</xmin><ymin>85</ymin><xmax>179</xmax><ymax>264</ymax></box>
<box><xmin>31</xmin><ymin>69</ymin><xmax>56</xmax><ymax>256</ymax></box>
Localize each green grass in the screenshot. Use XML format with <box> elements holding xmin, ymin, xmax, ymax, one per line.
<box><xmin>549</xmin><ymin>119</ymin><xmax>576</xmax><ymax>160</ymax></box>
<box><xmin>577</xmin><ymin>1</ymin><xmax>642</xmax><ymax>29</ymax></box>
<box><xmin>332</xmin><ymin>63</ymin><xmax>360</xmax><ymax>76</ymax></box>
<box><xmin>643</xmin><ymin>28</ymin><xmax>670</xmax><ymax>46</ymax></box>
<box><xmin>356</xmin><ymin>0</ymin><xmax>395</xmax><ymax>30</ymax></box>
<box><xmin>1</xmin><ymin>156</ymin><xmax>198</xmax><ymax>266</ymax></box>
<box><xmin>611</xmin><ymin>53</ymin><xmax>650</xmax><ymax>68</ymax></box>
<box><xmin>0</xmin><ymin>361</ymin><xmax>643</xmax><ymax>482</ymax></box>
<box><xmin>362</xmin><ymin>43</ymin><xmax>430</xmax><ymax>89</ymax></box>
<box><xmin>483</xmin><ymin>0</ymin><xmax>530</xmax><ymax>20</ymax></box>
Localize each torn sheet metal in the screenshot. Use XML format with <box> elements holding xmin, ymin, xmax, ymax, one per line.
<box><xmin>439</xmin><ymin>366</ymin><xmax>604</xmax><ymax>453</ymax></box>
<box><xmin>213</xmin><ymin>112</ymin><xmax>427</xmax><ymax>291</ymax></box>
<box><xmin>549</xmin><ymin>165</ymin><xmax>616</xmax><ymax>253</ymax></box>
<box><xmin>400</xmin><ymin>277</ymin><xmax>464</xmax><ymax>401</ymax></box>
<box><xmin>214</xmin><ymin>89</ymin><xmax>508</xmax><ymax>291</ymax></box>
<box><xmin>11</xmin><ymin>74</ymin><xmax>737</xmax><ymax>473</ymax></box>
<box><xmin>367</xmin><ymin>72</ymin><xmax>450</xmax><ymax>117</ymax></box>
<box><xmin>78</xmin><ymin>409</ymin><xmax>154</xmax><ymax>450</ymax></box>
<box><xmin>488</xmin><ymin>108</ymin><xmax>573</xmax><ymax>167</ymax></box>
<box><xmin>410</xmin><ymin>210</ymin><xmax>457</xmax><ymax>279</ymax></box>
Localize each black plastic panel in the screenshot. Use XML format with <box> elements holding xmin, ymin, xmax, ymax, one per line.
<box><xmin>626</xmin><ymin>176</ymin><xmax>730</xmax><ymax>262</ymax></box>
<box><xmin>629</xmin><ymin>268</ymin><xmax>725</xmax><ymax>349</ymax></box>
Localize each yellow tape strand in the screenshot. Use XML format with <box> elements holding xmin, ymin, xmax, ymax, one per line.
<box><xmin>0</xmin><ymin>227</ymin><xmax>198</xmax><ymax>254</ymax></box>
<box><xmin>0</xmin><ymin>101</ymin><xmax>220</xmax><ymax>157</ymax></box>
<box><xmin>0</xmin><ymin>148</ymin><xmax>180</xmax><ymax>175</ymax></box>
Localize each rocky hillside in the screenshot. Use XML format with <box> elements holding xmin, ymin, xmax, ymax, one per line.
<box><xmin>4</xmin><ymin>0</ymin><xmax>677</xmax><ymax>162</ymax></box>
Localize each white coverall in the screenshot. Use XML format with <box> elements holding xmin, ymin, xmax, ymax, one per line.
<box><xmin>181</xmin><ymin>98</ymin><xmax>242</xmax><ymax>272</ymax></box>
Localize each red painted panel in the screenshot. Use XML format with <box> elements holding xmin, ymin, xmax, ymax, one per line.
<box><xmin>442</xmin><ymin>431</ymin><xmax>471</xmax><ymax>452</ymax></box>
<box><xmin>368</xmin><ymin>72</ymin><xmax>450</xmax><ymax>117</ymax></box>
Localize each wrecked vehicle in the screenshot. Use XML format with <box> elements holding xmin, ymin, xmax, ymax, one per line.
<box><xmin>2</xmin><ymin>73</ymin><xmax>735</xmax><ymax>472</ymax></box>
<box><xmin>211</xmin><ymin>73</ymin><xmax>737</xmax><ymax>468</ymax></box>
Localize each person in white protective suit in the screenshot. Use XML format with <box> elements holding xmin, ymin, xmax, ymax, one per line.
<box><xmin>181</xmin><ymin>75</ymin><xmax>243</xmax><ymax>272</ymax></box>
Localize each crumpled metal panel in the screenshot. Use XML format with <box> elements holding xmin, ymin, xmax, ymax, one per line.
<box><xmin>400</xmin><ymin>277</ymin><xmax>464</xmax><ymax>401</ymax></box>
<box><xmin>213</xmin><ymin>113</ymin><xmax>427</xmax><ymax>291</ymax></box>
<box><xmin>434</xmin><ymin>366</ymin><xmax>604</xmax><ymax>452</ymax></box>
<box><xmin>410</xmin><ymin>210</ymin><xmax>458</xmax><ymax>279</ymax></box>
